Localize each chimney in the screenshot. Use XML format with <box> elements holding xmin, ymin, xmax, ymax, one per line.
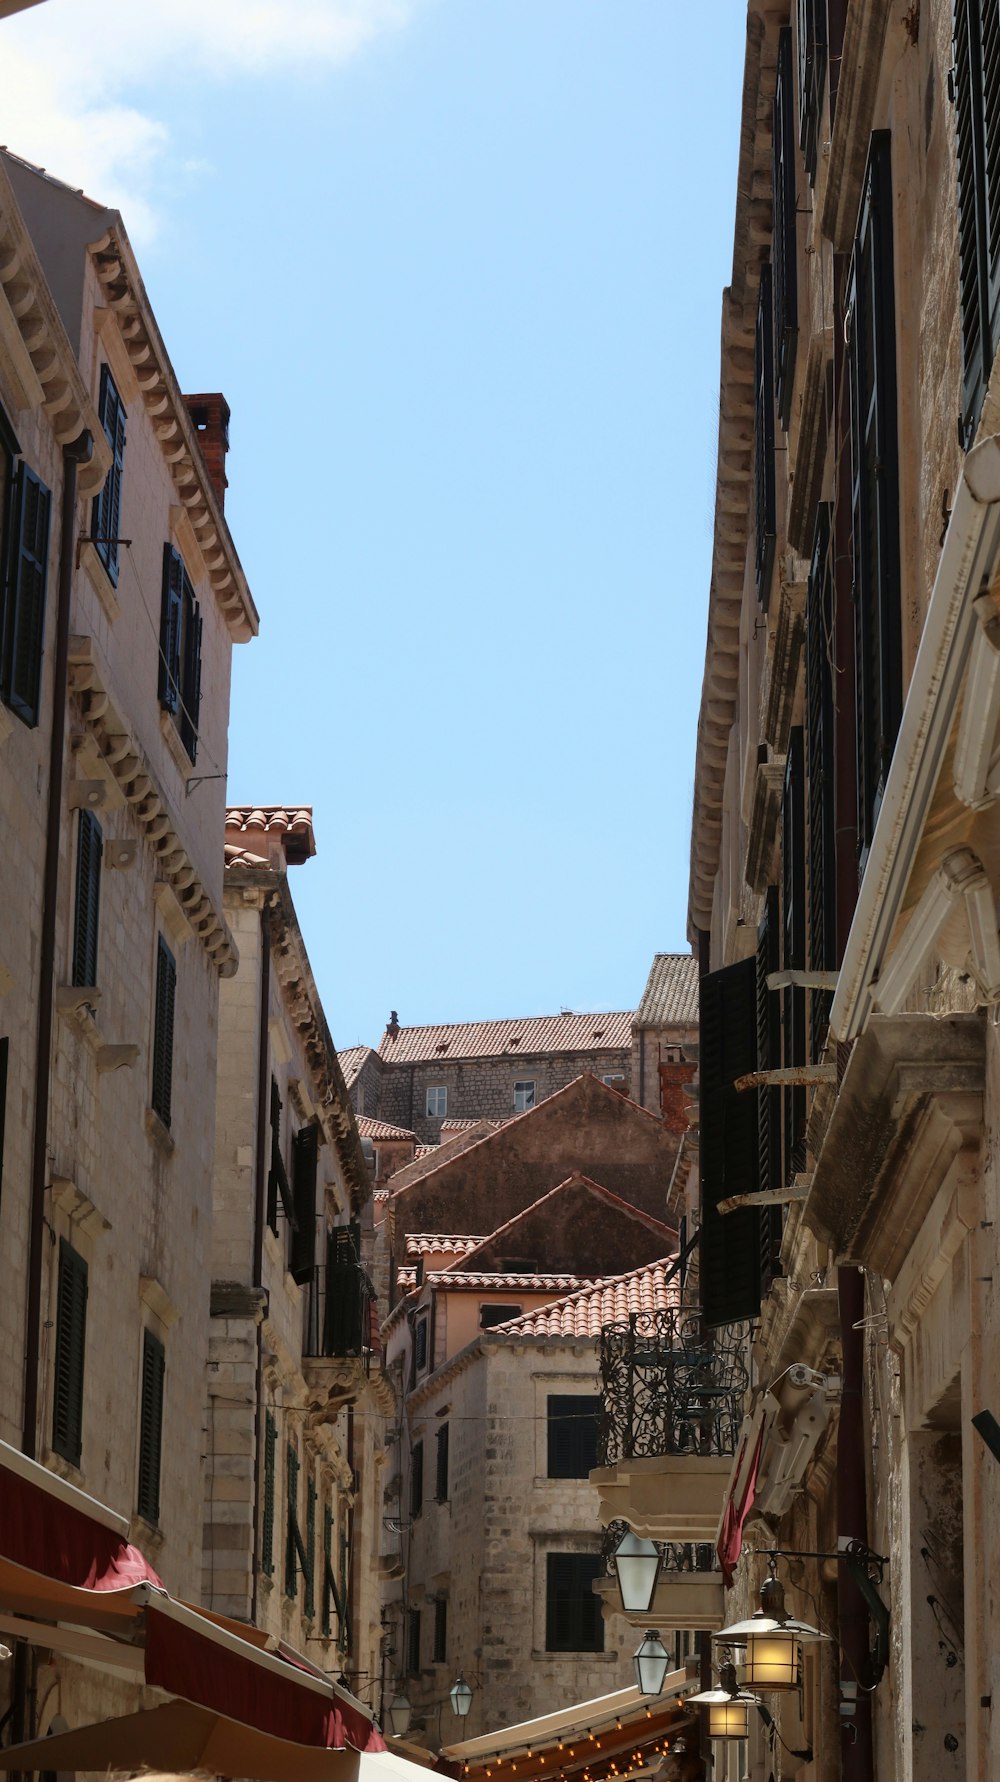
<box><xmin>387</xmin><ymin>1011</ymin><xmax>400</xmax><ymax>1040</ymax></box>
<box><xmin>183</xmin><ymin>392</ymin><xmax>230</xmax><ymax>508</ymax></box>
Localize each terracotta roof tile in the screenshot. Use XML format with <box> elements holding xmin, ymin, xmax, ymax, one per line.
<box><xmin>225</xmin><ymin>806</ymin><xmax>316</xmax><ymax>862</ymax></box>
<box><xmin>405</xmin><ymin>1234</ymin><xmax>487</xmax><ymax>1257</ymax></box>
<box><xmin>376</xmin><ymin>1010</ymin><xmax>633</xmax><ymax>1064</ymax></box>
<box><xmin>337</xmin><ymin>1046</ymin><xmax>372</xmax><ymax>1087</ymax></box>
<box><xmin>223</xmin><ymin>842</ymin><xmax>270</xmax><ymax>869</ymax></box>
<box><xmin>634</xmin><ymin>954</ymin><xmax>699</xmax><ymax>1028</ymax></box>
<box><xmin>396</xmin><ymin>1266</ymin><xmax>418</xmax><ymax>1288</ymax></box>
<box><xmin>440</xmin><ymin>1117</ymin><xmax>508</xmax><ymax>1135</ymax></box>
<box><xmin>356</xmin><ymin>1116</ymin><xmax>415</xmax><ymax>1141</ymax></box>
<box><xmin>425</xmin><ymin>1271</ymin><xmax>587</xmax><ymax>1291</ymax></box>
<box><xmin>487</xmin><ymin>1255</ymin><xmax>679</xmax><ymax>1339</ymax></box>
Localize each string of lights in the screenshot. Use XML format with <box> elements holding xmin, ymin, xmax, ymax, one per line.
<box><xmin>451</xmin><ymin>1697</ymin><xmax>692</xmax><ymax>1782</ymax></box>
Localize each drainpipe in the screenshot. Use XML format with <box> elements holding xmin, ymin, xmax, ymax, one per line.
<box><xmin>22</xmin><ymin>431</ymin><xmax>93</xmax><ymax>1464</ymax></box>
<box><xmin>249</xmin><ymin>901</ymin><xmax>271</xmax><ymax>1625</ymax></box>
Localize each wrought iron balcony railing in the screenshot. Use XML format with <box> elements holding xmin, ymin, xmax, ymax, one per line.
<box><xmin>600</xmin><ymin>1519</ymin><xmax>717</xmax><ymax>1576</ymax></box>
<box><xmin>304</xmin><ymin>1259</ymin><xmax>378</xmax><ymax>1366</ymax></box>
<box><xmin>597</xmin><ymin>1305</ymin><xmax>749</xmax><ymax>1466</ymax></box>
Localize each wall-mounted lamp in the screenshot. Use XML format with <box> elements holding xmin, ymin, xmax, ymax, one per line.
<box><xmin>613</xmin><ymin>1530</ymin><xmax>661</xmax><ymax>1615</ymax></box>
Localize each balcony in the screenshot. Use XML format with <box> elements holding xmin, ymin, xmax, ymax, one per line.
<box><xmin>590</xmin><ymin>1306</ymin><xmax>749</xmax><ymax>1542</ymax></box>
<box><xmin>594</xmin><ymin>1521</ymin><xmax>725</xmax><ymax>1632</ymax></box>
<box><xmin>303</xmin><ymin>1259</ymin><xmax>394</xmax><ymax>1416</ymax></box>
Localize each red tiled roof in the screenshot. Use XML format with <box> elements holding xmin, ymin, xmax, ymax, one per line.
<box><xmin>356</xmin><ymin>1116</ymin><xmax>415</xmax><ymax>1141</ymax></box>
<box><xmin>336</xmin><ymin>1045</ymin><xmax>372</xmax><ymax>1087</ymax></box>
<box><xmin>487</xmin><ymin>1255</ymin><xmax>679</xmax><ymax>1339</ymax></box>
<box><xmin>225</xmin><ymin>806</ymin><xmax>316</xmax><ymax>862</ymax></box>
<box><xmin>634</xmin><ymin>954</ymin><xmax>699</xmax><ymax>1027</ymax></box>
<box><xmin>440</xmin><ymin>1117</ymin><xmax>508</xmax><ymax>1136</ymax></box>
<box><xmin>425</xmin><ymin>1271</ymin><xmax>588</xmax><ymax>1292</ymax></box>
<box><xmin>377</xmin><ymin>1010</ymin><xmax>633</xmax><ymax>1063</ymax></box>
<box><xmin>405</xmin><ymin>1234</ymin><xmax>487</xmax><ymax>1257</ymax></box>
<box><xmin>224</xmin><ymin>842</ymin><xmax>270</xmax><ymax>869</ymax></box>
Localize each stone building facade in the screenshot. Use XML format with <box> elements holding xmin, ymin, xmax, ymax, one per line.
<box><xmin>205</xmin><ymin>806</ymin><xmax>394</xmax><ymax>1703</ymax></box>
<box><xmin>0</xmin><ymin>147</ymin><xmax>256</xmax><ymax>1740</ymax></box>
<box><xmin>617</xmin><ymin>5</ymin><xmax>1000</xmax><ymax>1782</ymax></box>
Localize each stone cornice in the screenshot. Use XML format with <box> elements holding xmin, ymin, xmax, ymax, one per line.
<box><xmin>67</xmin><ymin>634</ymin><xmax>238</xmax><ymax>975</ymax></box>
<box><xmin>88</xmin><ymin>220</ymin><xmax>258</xmax><ymax>642</ymax></box>
<box><xmin>0</xmin><ymin>161</ymin><xmax>111</xmax><ymax>497</ymax></box>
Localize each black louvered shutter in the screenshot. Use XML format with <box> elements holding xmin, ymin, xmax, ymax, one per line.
<box><xmin>151</xmin><ymin>936</ymin><xmax>176</xmax><ymax>1127</ymax></box>
<box><xmin>290</xmin><ymin>1124</ymin><xmax>319</xmax><ymax>1285</ymax></box>
<box><xmin>180</xmin><ymin>592</ymin><xmax>202</xmax><ymax>762</ymax></box>
<box><xmin>956</xmin><ymin>0</ymin><xmax>989</xmax><ymax>444</ymax></box>
<box><xmin>982</xmin><ymin>0</ymin><xmax>1000</xmax><ymax>385</ymax></box>
<box><xmin>0</xmin><ymin>1036</ymin><xmax>8</xmax><ymax>1210</ymax></box>
<box><xmin>782</xmin><ymin>730</ymin><xmax>807</xmax><ymax>1181</ymax></box>
<box><xmin>434</xmin><ymin>1595</ymin><xmax>448</xmax><ymax>1663</ymax></box>
<box><xmin>137</xmin><ymin>1329</ymin><xmax>165</xmax><ymax>1524</ymax></box>
<box><xmin>52</xmin><ymin>1239</ymin><xmax>88</xmax><ymax>1466</ymax></box>
<box><xmin>285</xmin><ymin>1442</ymin><xmax>300</xmax><ymax>1598</ymax></box>
<box><xmin>324</xmin><ymin>1225</ymin><xmax>363</xmax><ymax>1355</ymax></box>
<box><xmin>159</xmin><ymin>545</ymin><xmax>184</xmax><ymax>712</ymax></box>
<box><xmin>71</xmin><ymin>810</ymin><xmax>103</xmax><ymax>989</ymax></box>
<box><xmin>410</xmin><ymin>1441</ymin><xmax>424</xmax><ymax>1518</ymax></box>
<box><xmin>3</xmin><ymin>463</ymin><xmax>51</xmax><ymax>727</ymax></box>
<box><xmin>263</xmin><ymin>1410</ymin><xmax>276</xmax><ymax>1575</ymax></box>
<box><xmin>436</xmin><ymin>1420</ymin><xmax>450</xmax><ymax>1500</ymax></box>
<box><xmin>700</xmin><ymin>958</ymin><xmax>761</xmax><ymax>1328</ymax></box>
<box><xmin>757</xmin><ymin>887</ymin><xmax>781</xmax><ymax>1200</ymax></box>
<box><xmin>797</xmin><ymin>0</ymin><xmax>827</xmax><ymax>185</ymax></box>
<box><xmin>806</xmin><ymin>506</ymin><xmax>837</xmax><ymax>1059</ymax></box>
<box><xmin>304</xmin><ymin>1475</ymin><xmax>317</xmax><ymax>1619</ymax></box>
<box><xmin>92</xmin><ymin>364</ymin><xmax>126</xmax><ymax>585</ymax></box>
<box><xmin>754</xmin><ymin>264</ymin><xmax>776</xmax><ymax>608</ymax></box>
<box><xmin>849</xmin><ymin>134</ymin><xmax>901</xmax><ymax>862</ymax></box>
<box><xmin>773</xmin><ymin>27</ymin><xmax>798</xmax><ymax>427</ymax></box>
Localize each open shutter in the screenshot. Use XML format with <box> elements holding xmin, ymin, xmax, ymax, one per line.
<box><xmin>0</xmin><ymin>1036</ymin><xmax>8</xmax><ymax>1208</ymax></box>
<box><xmin>72</xmin><ymin>810</ymin><xmax>103</xmax><ymax>989</ymax></box>
<box><xmin>137</xmin><ymin>1329</ymin><xmax>165</xmax><ymax>1524</ymax></box>
<box><xmin>700</xmin><ymin>957</ymin><xmax>761</xmax><ymax>1328</ymax></box>
<box><xmin>754</xmin><ymin>264</ymin><xmax>776</xmax><ymax>608</ymax></box>
<box><xmin>268</xmin><ymin>1080</ymin><xmax>295</xmax><ymax>1228</ymax></box>
<box><xmin>782</xmin><ymin>730</ymin><xmax>807</xmax><ymax>1181</ymax></box>
<box><xmin>262</xmin><ymin>1411</ymin><xmax>276</xmax><ymax>1575</ymax></box>
<box><xmin>773</xmin><ymin>27</ymin><xmax>798</xmax><ymax>426</ymax></box>
<box><xmin>180</xmin><ymin>593</ymin><xmax>202</xmax><ymax>762</ymax></box>
<box><xmin>982</xmin><ymin>0</ymin><xmax>1000</xmax><ymax>378</ymax></box>
<box><xmin>304</xmin><ymin>1475</ymin><xmax>317</xmax><ymax>1619</ymax></box>
<box><xmin>159</xmin><ymin>545</ymin><xmax>184</xmax><ymax>712</ymax></box>
<box><xmin>797</xmin><ymin>0</ymin><xmax>827</xmax><ymax>185</ymax></box>
<box><xmin>285</xmin><ymin>1443</ymin><xmax>300</xmax><ymax>1599</ymax></box>
<box><xmin>756</xmin><ymin>887</ymin><xmax>781</xmax><ymax>1200</ymax></box>
<box><xmin>4</xmin><ymin>464</ymin><xmax>51</xmax><ymax>727</ymax></box>
<box><xmin>92</xmin><ymin>365</ymin><xmax>126</xmax><ymax>585</ymax></box>
<box><xmin>848</xmin><ymin>133</ymin><xmax>901</xmax><ymax>861</ymax></box>
<box><xmin>436</xmin><ymin>1420</ymin><xmax>450</xmax><ymax>1500</ymax></box>
<box><xmin>410</xmin><ymin>1441</ymin><xmax>424</xmax><ymax>1519</ymax></box>
<box><xmin>956</xmin><ymin>0</ymin><xmax>990</xmax><ymax>444</ymax></box>
<box><xmin>52</xmin><ymin>1239</ymin><xmax>88</xmax><ymax>1467</ymax></box>
<box><xmin>290</xmin><ymin>1124</ymin><xmax>319</xmax><ymax>1285</ymax></box>
<box><xmin>324</xmin><ymin>1225</ymin><xmax>363</xmax><ymax>1355</ymax></box>
<box><xmin>151</xmin><ymin>937</ymin><xmax>176</xmax><ymax>1128</ymax></box>
<box><xmin>806</xmin><ymin>506</ymin><xmax>838</xmax><ymax>1059</ymax></box>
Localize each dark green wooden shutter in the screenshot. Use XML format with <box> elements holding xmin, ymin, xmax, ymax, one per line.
<box><xmin>407</xmin><ymin>1606</ymin><xmax>421</xmax><ymax>1675</ymax></box>
<box><xmin>262</xmin><ymin>1410</ymin><xmax>276</xmax><ymax>1575</ymax></box>
<box><xmin>435</xmin><ymin>1420</ymin><xmax>450</xmax><ymax>1500</ymax></box>
<box><xmin>151</xmin><ymin>937</ymin><xmax>176</xmax><ymax>1127</ymax></box>
<box><xmin>3</xmin><ymin>463</ymin><xmax>51</xmax><ymax>727</ymax></box>
<box><xmin>290</xmin><ymin>1124</ymin><xmax>319</xmax><ymax>1285</ymax></box>
<box><xmin>285</xmin><ymin>1442</ymin><xmax>300</xmax><ymax>1598</ymax></box>
<box><xmin>956</xmin><ymin>0</ymin><xmax>989</xmax><ymax>444</ymax></box>
<box><xmin>410</xmin><ymin>1441</ymin><xmax>424</xmax><ymax>1518</ymax></box>
<box><xmin>92</xmin><ymin>364</ymin><xmax>126</xmax><ymax>586</ymax></box>
<box><xmin>806</xmin><ymin>506</ymin><xmax>837</xmax><ymax>1059</ymax></box>
<box><xmin>137</xmin><ymin>1329</ymin><xmax>165</xmax><ymax>1524</ymax></box>
<box><xmin>797</xmin><ymin>0</ymin><xmax>827</xmax><ymax>185</ymax></box>
<box><xmin>179</xmin><ymin>592</ymin><xmax>202</xmax><ymax>762</ymax></box>
<box><xmin>848</xmin><ymin>134</ymin><xmax>901</xmax><ymax>861</ymax></box>
<box><xmin>159</xmin><ymin>545</ymin><xmax>184</xmax><ymax>712</ymax></box>
<box><xmin>782</xmin><ymin>730</ymin><xmax>807</xmax><ymax>1182</ymax></box>
<box><xmin>773</xmin><ymin>27</ymin><xmax>798</xmax><ymax>427</ymax></box>
<box><xmin>983</xmin><ymin>0</ymin><xmax>1000</xmax><ymax>383</ymax></box>
<box><xmin>700</xmin><ymin>957</ymin><xmax>761</xmax><ymax>1328</ymax></box>
<box><xmin>304</xmin><ymin>1474</ymin><xmax>317</xmax><ymax>1619</ymax></box>
<box><xmin>268</xmin><ymin>1079</ymin><xmax>295</xmax><ymax>1230</ymax></box>
<box><xmin>72</xmin><ymin>810</ymin><xmax>103</xmax><ymax>989</ymax></box>
<box><xmin>52</xmin><ymin>1239</ymin><xmax>87</xmax><ymax>1466</ymax></box>
<box><xmin>754</xmin><ymin>264</ymin><xmax>776</xmax><ymax>608</ymax></box>
<box><xmin>433</xmin><ymin>1595</ymin><xmax>448</xmax><ymax>1664</ymax></box>
<box><xmin>324</xmin><ymin>1225</ymin><xmax>363</xmax><ymax>1355</ymax></box>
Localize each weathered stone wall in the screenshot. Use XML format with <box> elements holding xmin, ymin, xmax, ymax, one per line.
<box><xmin>377</xmin><ymin>1048</ymin><xmax>632</xmax><ymax>1144</ymax></box>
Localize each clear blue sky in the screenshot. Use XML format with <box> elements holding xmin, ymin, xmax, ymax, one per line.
<box><xmin>10</xmin><ymin>0</ymin><xmax>748</xmax><ymax>1048</ymax></box>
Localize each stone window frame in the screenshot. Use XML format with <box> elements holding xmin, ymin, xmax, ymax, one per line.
<box><xmin>425</xmin><ymin>1084</ymin><xmax>447</xmax><ymax>1118</ymax></box>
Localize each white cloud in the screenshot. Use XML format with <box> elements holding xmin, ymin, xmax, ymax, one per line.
<box><xmin>0</xmin><ymin>0</ymin><xmax>420</xmax><ymax>237</ymax></box>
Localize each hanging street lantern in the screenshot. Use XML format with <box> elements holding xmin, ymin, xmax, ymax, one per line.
<box><xmin>689</xmin><ymin>1657</ymin><xmax>755</xmax><ymax>1739</ymax></box>
<box><xmin>633</xmin><ymin>1630</ymin><xmax>670</xmax><ymax>1696</ymax></box>
<box><xmin>713</xmin><ymin>1568</ymin><xmax>827</xmax><ymax>1693</ymax></box>
<box><xmin>613</xmin><ymin>1530</ymin><xmax>661</xmax><ymax>1616</ymax></box>
<box><xmin>450</xmin><ymin>1673</ymin><xmax>474</xmax><ymax>1718</ymax></box>
<box><xmin>387</xmin><ymin>1693</ymin><xmax>412</xmax><ymax>1738</ymax></box>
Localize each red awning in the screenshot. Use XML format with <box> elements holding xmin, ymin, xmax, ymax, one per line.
<box><xmin>0</xmin><ymin>1438</ymin><xmax>161</xmax><ymax>1591</ymax></box>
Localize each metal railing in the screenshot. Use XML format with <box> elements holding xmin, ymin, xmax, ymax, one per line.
<box><xmin>597</xmin><ymin>1301</ymin><xmax>749</xmax><ymax>1465</ymax></box>
<box><xmin>600</xmin><ymin>1520</ymin><xmax>717</xmax><ymax>1575</ymax></box>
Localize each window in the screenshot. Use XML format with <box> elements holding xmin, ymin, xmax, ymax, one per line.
<box><xmin>151</xmin><ymin>937</ymin><xmax>176</xmax><ymax>1128</ymax></box>
<box><xmin>602</xmin><ymin>1073</ymin><xmax>626</xmax><ymax>1087</ymax></box>
<box><xmin>699</xmin><ymin>958</ymin><xmax>764</xmax><ymax>1328</ymax></box>
<box><xmin>797</xmin><ymin>0</ymin><xmax>827</xmax><ymax>185</ymax></box>
<box><xmin>407</xmin><ymin>1606</ymin><xmax>421</xmax><ymax>1676</ymax></box>
<box><xmin>848</xmin><ymin>134</ymin><xmax>901</xmax><ymax>859</ymax></box>
<box><xmin>545</xmin><ymin>1553</ymin><xmax>604</xmax><ymax>1653</ymax></box>
<box><xmin>772</xmin><ymin>26</ymin><xmax>798</xmax><ymax>427</ymax></box>
<box><xmin>806</xmin><ymin>507</ymin><xmax>837</xmax><ymax>1061</ymax></box>
<box><xmin>433</xmin><ymin>1595</ymin><xmax>448</xmax><ymax>1664</ymax></box>
<box><xmin>513</xmin><ymin>1080</ymin><xmax>536</xmax><ymax>1113</ymax></box>
<box><xmin>262</xmin><ymin>1410</ymin><xmax>277</xmax><ymax>1576</ymax></box>
<box><xmin>71</xmin><ymin>811</ymin><xmax>102</xmax><ymax>990</ymax></box>
<box><xmin>137</xmin><ymin>1329</ymin><xmax>165</xmax><ymax>1525</ymax></box>
<box><xmin>410</xmin><ymin>1441</ymin><xmax>424</xmax><ymax>1518</ymax></box>
<box><xmin>435</xmin><ymin>1422</ymin><xmax>450</xmax><ymax>1501</ymax></box>
<box><xmin>2</xmin><ymin>461</ymin><xmax>51</xmax><ymax>728</ymax></box>
<box><xmin>92</xmin><ymin>364</ymin><xmax>126</xmax><ymax>586</ymax></box>
<box><xmin>290</xmin><ymin>1123</ymin><xmax>319</xmax><ymax>1285</ymax></box>
<box><xmin>479</xmin><ymin>1303</ymin><xmax>521</xmax><ymax>1330</ymax></box>
<box><xmin>52</xmin><ymin>1239</ymin><xmax>87</xmax><ymax>1467</ymax></box>
<box><xmin>547</xmin><ymin>1395</ymin><xmax>600</xmax><ymax>1479</ymax></box>
<box><xmin>754</xmin><ymin>263</ymin><xmax>776</xmax><ymax>608</ymax></box>
<box><xmin>158</xmin><ymin>544</ymin><xmax>203</xmax><ymax>763</ymax></box>
<box><xmin>425</xmin><ymin>1085</ymin><xmax>447</xmax><ymax>1118</ymax></box>
<box><xmin>415</xmin><ymin>1314</ymin><xmax>428</xmax><ymax>1371</ymax></box>
<box><xmin>954</xmin><ymin>0</ymin><xmax>1000</xmax><ymax>446</ymax></box>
